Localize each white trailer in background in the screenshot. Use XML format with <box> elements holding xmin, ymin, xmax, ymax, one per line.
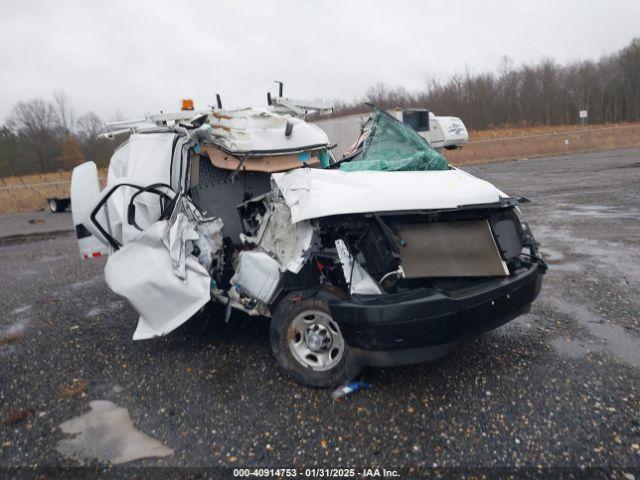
<box><xmin>261</xmin><ymin>82</ymin><xmax>468</xmax><ymax>158</ymax></box>
<box><xmin>314</xmin><ymin>108</ymin><xmax>468</xmax><ymax>159</ymax></box>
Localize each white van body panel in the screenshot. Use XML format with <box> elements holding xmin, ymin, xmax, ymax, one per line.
<box><xmin>272</xmin><ymin>168</ymin><xmax>503</xmax><ymax>223</ymax></box>
<box><xmin>70</xmin><ymin>161</ymin><xmax>109</xmax><ymax>259</ymax></box>
<box><xmin>104</xmin><ymin>220</ymin><xmax>211</xmax><ymax>340</ymax></box>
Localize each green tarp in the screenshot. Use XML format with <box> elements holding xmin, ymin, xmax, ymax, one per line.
<box><xmin>339</xmin><ymin>108</ymin><xmax>449</xmax><ymax>172</ymax></box>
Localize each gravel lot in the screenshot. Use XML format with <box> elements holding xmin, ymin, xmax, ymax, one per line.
<box><xmin>1</xmin><ymin>149</ymin><xmax>639</xmax><ymax>473</ymax></box>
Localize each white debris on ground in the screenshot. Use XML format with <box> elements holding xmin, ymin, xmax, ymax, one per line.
<box><xmin>56</xmin><ymin>400</ymin><xmax>173</xmax><ymax>464</ymax></box>
<box><xmin>11</xmin><ymin>305</ymin><xmax>32</xmax><ymax>315</ymax></box>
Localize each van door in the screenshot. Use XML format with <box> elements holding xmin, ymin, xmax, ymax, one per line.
<box><xmin>70</xmin><ymin>161</ymin><xmax>109</xmax><ymax>259</ymax></box>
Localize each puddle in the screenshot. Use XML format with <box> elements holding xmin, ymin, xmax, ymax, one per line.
<box><xmin>0</xmin><ymin>318</ymin><xmax>30</xmax><ymax>354</ymax></box>
<box><xmin>587</xmin><ymin>322</ymin><xmax>640</xmax><ymax>368</ymax></box>
<box><xmin>536</xmin><ymin>223</ymin><xmax>640</xmax><ymax>367</ymax></box>
<box><xmin>544</xmin><ymin>297</ymin><xmax>640</xmax><ymax>368</ymax></box>
<box><xmin>535</xmin><ymin>224</ymin><xmax>640</xmax><ymax>286</ymax></box>
<box><xmin>550</xmin><ymin>337</ymin><xmax>601</xmax><ymax>359</ymax></box>
<box><xmin>538</xmin><ymin>244</ymin><xmax>583</xmax><ymax>272</ymax></box>
<box><xmin>563</xmin><ymin>204</ymin><xmax>640</xmax><ymax>220</ymax></box>
<box><xmin>501</xmin><ymin>312</ymin><xmax>538</xmax><ymax>331</ymax></box>
<box><xmin>548</xmin><ymin>262</ymin><xmax>583</xmax><ymax>273</ymax></box>
<box><xmin>56</xmin><ymin>400</ymin><xmax>173</xmax><ymax>464</ymax></box>
<box><xmin>539</xmin><ymin>246</ymin><xmax>564</xmax><ymax>263</ymax></box>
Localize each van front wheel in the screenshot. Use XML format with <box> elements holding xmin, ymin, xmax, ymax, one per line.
<box><xmin>269</xmin><ymin>292</ymin><xmax>360</xmax><ymax>388</ymax></box>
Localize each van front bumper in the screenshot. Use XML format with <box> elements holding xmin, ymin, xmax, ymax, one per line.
<box><xmin>329</xmin><ymin>262</ymin><xmax>544</xmax><ymax>367</ymax></box>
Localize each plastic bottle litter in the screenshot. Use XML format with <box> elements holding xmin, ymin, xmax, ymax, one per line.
<box><xmin>331</xmin><ymin>380</ymin><xmax>370</xmax><ymax>400</ymax></box>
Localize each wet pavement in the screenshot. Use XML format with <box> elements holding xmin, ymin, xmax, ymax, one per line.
<box><xmin>0</xmin><ymin>148</ymin><xmax>639</xmax><ymax>472</ymax></box>
<box><xmin>0</xmin><ymin>210</ymin><xmax>72</xmax><ymax>243</ymax></box>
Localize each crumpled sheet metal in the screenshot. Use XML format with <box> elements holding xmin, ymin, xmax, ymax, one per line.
<box><xmin>163</xmin><ymin>213</ymin><xmax>200</xmax><ymax>280</ymax></box>
<box><xmin>253</xmin><ymin>197</ymin><xmax>314</xmax><ymax>274</ymax></box>
<box><xmin>232</xmin><ymin>194</ymin><xmax>313</xmax><ymax>304</ymax></box>
<box><xmin>104</xmin><ymin>132</ymin><xmax>191</xmax><ymax>246</ymax></box>
<box><xmin>205</xmin><ymin>107</ymin><xmax>329</xmax><ymax>155</ymax></box>
<box><xmin>335</xmin><ymin>239</ymin><xmax>381</xmax><ymax>295</ymax></box>
<box><xmin>194</xmin><ymin>217</ymin><xmax>224</xmax><ymax>272</ymax></box>
<box><xmin>165</xmin><ymin>196</ymin><xmax>224</xmax><ymax>277</ymax></box>
<box><xmin>104</xmin><ymin>221</ymin><xmax>211</xmax><ymax>340</ymax></box>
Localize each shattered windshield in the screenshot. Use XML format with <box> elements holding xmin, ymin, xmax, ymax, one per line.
<box><xmin>339</xmin><ymin>108</ymin><xmax>449</xmax><ymax>172</ymax></box>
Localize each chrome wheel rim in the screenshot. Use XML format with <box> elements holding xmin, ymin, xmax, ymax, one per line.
<box><xmin>288</xmin><ymin>309</ymin><xmax>344</xmax><ymax>371</ymax></box>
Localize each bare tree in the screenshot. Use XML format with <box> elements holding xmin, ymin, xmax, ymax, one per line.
<box><xmin>53</xmin><ymin>90</ymin><xmax>75</xmax><ymax>134</ymax></box>
<box><xmin>365</xmin><ymin>83</ymin><xmax>390</xmax><ymax>106</ymax></box>
<box><xmin>108</xmin><ymin>110</ymin><xmax>126</xmax><ymax>122</ymax></box>
<box><xmin>76</xmin><ymin>111</ymin><xmax>104</xmax><ymax>142</ymax></box>
<box><xmin>335</xmin><ymin>37</ymin><xmax>640</xmax><ymax>130</ymax></box>
<box><xmin>76</xmin><ymin>111</ymin><xmax>110</xmax><ymax>163</ymax></box>
<box><xmin>6</xmin><ymin>98</ymin><xmax>61</xmax><ymax>170</ymax></box>
<box><xmin>0</xmin><ymin>126</ymin><xmax>18</xmax><ymax>176</ymax></box>
<box><xmin>60</xmin><ymin>134</ymin><xmax>85</xmax><ymax>170</ymax></box>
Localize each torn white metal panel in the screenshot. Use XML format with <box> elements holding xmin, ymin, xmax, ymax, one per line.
<box><xmin>163</xmin><ymin>213</ymin><xmax>200</xmax><ymax>280</ymax></box>
<box><xmin>104</xmin><ymin>142</ymin><xmax>131</xmax><ymax>245</ymax></box>
<box><xmin>245</xmin><ymin>196</ymin><xmax>314</xmax><ymax>273</ymax></box>
<box><xmin>105</xmin><ymin>132</ymin><xmax>191</xmax><ymax>245</ymax></box>
<box><xmin>70</xmin><ymin>162</ymin><xmax>109</xmax><ymax>259</ymax></box>
<box><xmin>206</xmin><ymin>108</ymin><xmax>329</xmax><ymax>154</ymax></box>
<box><xmin>335</xmin><ymin>240</ymin><xmax>382</xmax><ymax>295</ymax></box>
<box><xmin>169</xmin><ymin>133</ymin><xmax>193</xmax><ymax>192</ymax></box>
<box><xmin>104</xmin><ymin>221</ymin><xmax>210</xmax><ymax>340</ymax></box>
<box><xmin>119</xmin><ymin>133</ymin><xmax>175</xmax><ymax>184</ymax></box>
<box><xmin>193</xmin><ymin>217</ymin><xmax>224</xmax><ymax>272</ymax></box>
<box><xmin>271</xmin><ymin>168</ymin><xmax>504</xmax><ymax>223</ymax></box>
<box><xmin>165</xmin><ymin>195</ymin><xmax>224</xmax><ymax>274</ymax></box>
<box><xmin>287</xmin><ymin>221</ymin><xmax>314</xmax><ymax>273</ymax></box>
<box><xmin>230</xmin><ymin>251</ymin><xmax>281</xmax><ymax>304</ymax></box>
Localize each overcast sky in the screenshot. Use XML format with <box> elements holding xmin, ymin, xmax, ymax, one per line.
<box><xmin>1</xmin><ymin>0</ymin><xmax>639</xmax><ymax>122</ymax></box>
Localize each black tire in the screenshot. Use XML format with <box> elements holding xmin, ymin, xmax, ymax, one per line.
<box><xmin>270</xmin><ymin>290</ymin><xmax>361</xmax><ymax>388</ymax></box>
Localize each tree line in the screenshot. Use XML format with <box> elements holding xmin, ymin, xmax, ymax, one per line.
<box><xmin>0</xmin><ymin>91</ymin><xmax>118</xmax><ymax>177</ymax></box>
<box><xmin>1</xmin><ymin>38</ymin><xmax>638</xmax><ymax>177</ymax></box>
<box><xmin>334</xmin><ymin>38</ymin><xmax>640</xmax><ymax>131</ymax></box>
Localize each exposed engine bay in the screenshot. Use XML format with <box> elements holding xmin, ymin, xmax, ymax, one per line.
<box><xmin>176</xmin><ymin>155</ymin><xmax>542</xmax><ymax>325</ymax></box>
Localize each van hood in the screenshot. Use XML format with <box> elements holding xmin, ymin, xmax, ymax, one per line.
<box><xmin>271</xmin><ymin>168</ymin><xmax>505</xmax><ymax>223</ymax></box>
